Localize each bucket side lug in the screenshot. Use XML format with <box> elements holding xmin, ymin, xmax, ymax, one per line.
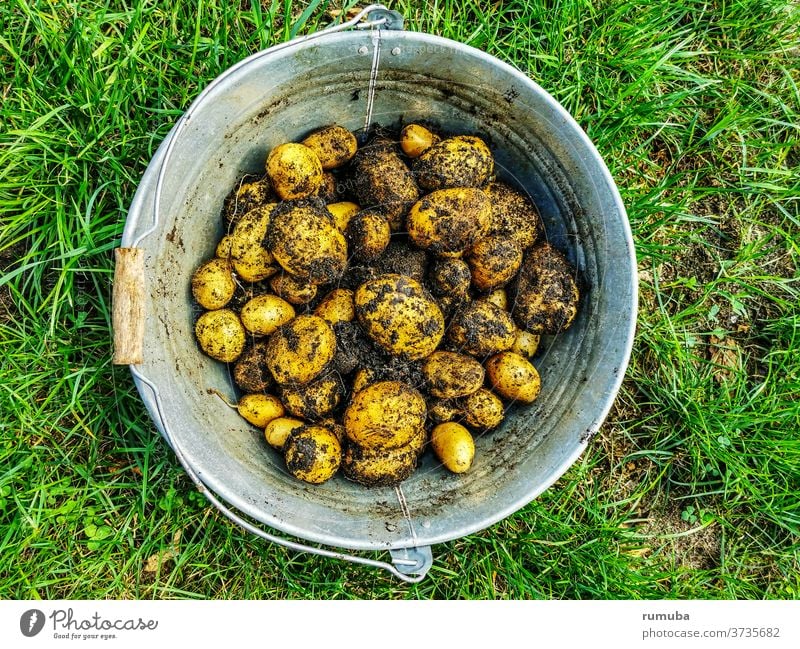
<box><xmin>367</xmin><ymin>8</ymin><xmax>404</xmax><ymax>31</ymax></box>
<box><xmin>390</xmin><ymin>545</ymin><xmax>433</xmax><ymax>579</ymax></box>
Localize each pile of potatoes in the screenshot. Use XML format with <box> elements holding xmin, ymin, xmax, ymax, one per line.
<box><xmin>191</xmin><ymin>122</ymin><xmax>580</xmax><ymax>487</ymax></box>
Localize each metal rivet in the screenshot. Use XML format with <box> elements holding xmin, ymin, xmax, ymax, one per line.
<box><xmin>391</xmin><ymin>47</ymin><xmax>401</xmax><ymax>56</ymax></box>
<box><xmin>358</xmin><ymin>45</ymin><xmax>368</xmax><ymax>54</ymax></box>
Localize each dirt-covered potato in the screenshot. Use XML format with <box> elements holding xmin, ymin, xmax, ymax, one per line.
<box><xmin>342</xmin><ymin>426</ymin><xmax>426</xmax><ymax>487</ymax></box>
<box><xmin>194</xmin><ymin>309</ymin><xmax>246</xmax><ymax>363</ymax></box>
<box><xmin>422</xmin><ymin>351</ymin><xmax>485</xmax><ymax>399</ymax></box>
<box><xmin>510</xmin><ymin>243</ymin><xmax>580</xmax><ymax>334</ymax></box>
<box><xmin>266</xmin><ymin>315</ymin><xmax>336</xmax><ymax>385</ymax></box>
<box><xmin>222</xmin><ymin>175</ymin><xmax>275</xmax><ymax>229</ymax></box>
<box><xmin>428</xmin><ymin>399</ymin><xmax>461</xmax><ymax>424</ymax></box>
<box><xmin>399</xmin><ymin>123</ymin><xmax>439</xmax><ymax>158</ymax></box>
<box><xmin>191</xmin><ymin>258</ymin><xmax>236</xmax><ymax>310</ymax></box>
<box><xmin>431</xmin><ymin>422</ymin><xmax>475</xmax><ymax>473</ymax></box>
<box><xmin>407</xmin><ymin>187</ymin><xmax>491</xmax><ymax>255</ymax></box>
<box><xmin>284</xmin><ymin>425</ymin><xmax>342</xmax><ymax>484</ymax></box>
<box><xmin>229</xmin><ymin>205</ymin><xmax>277</xmax><ymax>282</ymax></box>
<box><xmin>215</xmin><ymin>235</ymin><xmax>233</xmax><ymax>259</ymax></box>
<box><xmin>265</xmin><ymin>202</ymin><xmax>347</xmax><ymax>285</ymax></box>
<box><xmin>352</xmin><ymin>145</ymin><xmax>419</xmax><ymax>229</ymax></box>
<box><xmin>460</xmin><ymin>388</ymin><xmax>505</xmax><ymax>430</ymax></box>
<box><xmin>264</xmin><ymin>416</ymin><xmax>305</xmax><ymax>450</ymax></box>
<box><xmin>280</xmin><ymin>374</ymin><xmax>344</xmax><ymax>420</ymax></box>
<box><xmin>301</xmin><ymin>125</ymin><xmax>358</xmax><ymax>170</ymax></box>
<box><xmin>483</xmin><ymin>181</ymin><xmax>541</xmax><ymax>250</ymax></box>
<box><xmin>237</xmin><ymin>393</ymin><xmax>285</xmax><ymax>428</ymax></box>
<box><xmin>239</xmin><ymin>294</ymin><xmax>295</xmax><ymax>336</ymax></box>
<box><xmin>355</xmin><ymin>274</ymin><xmax>445</xmax><ymax>360</ymax></box>
<box><xmin>345</xmin><ymin>210</ymin><xmax>391</xmax><ymax>262</ymax></box>
<box><xmin>351</xmin><ymin>368</ymin><xmax>376</xmax><ymax>394</ymax></box>
<box><xmin>512</xmin><ymin>330</ymin><xmax>541</xmax><ymax>359</ymax></box>
<box><xmin>266</xmin><ymin>142</ymin><xmax>324</xmax><ymax>200</ymax></box>
<box><xmin>269</xmin><ymin>272</ymin><xmax>318</xmax><ymax>305</ymax></box>
<box><xmin>318</xmin><ymin>418</ymin><xmax>346</xmax><ymax>443</ymax></box>
<box><xmin>466</xmin><ymin>236</ymin><xmax>523</xmax><ymax>291</ymax></box>
<box><xmin>412</xmin><ymin>135</ymin><xmax>494</xmax><ymax>190</ymax></box>
<box><xmin>233</xmin><ymin>340</ymin><xmax>273</xmax><ymax>393</ymax></box>
<box><xmin>448</xmin><ymin>300</ymin><xmax>517</xmax><ymax>357</ymax></box>
<box><xmin>314</xmin><ymin>288</ymin><xmax>355</xmax><ymax>325</ymax></box>
<box><xmin>484</xmin><ymin>288</ymin><xmax>508</xmax><ymax>310</ymax></box>
<box><xmin>327</xmin><ymin>201</ymin><xmax>361</xmax><ymax>232</ymax></box>
<box><xmin>485</xmin><ymin>351</ymin><xmax>542</xmax><ymax>403</ymax></box>
<box><xmin>428</xmin><ymin>258</ymin><xmax>471</xmax><ymax>297</ymax></box>
<box><xmin>344</xmin><ymin>380</ymin><xmax>427</xmax><ymax>450</ymax></box>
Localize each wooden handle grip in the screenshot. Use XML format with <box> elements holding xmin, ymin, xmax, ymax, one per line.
<box><xmin>112</xmin><ymin>247</ymin><xmax>146</xmax><ymax>365</ymax></box>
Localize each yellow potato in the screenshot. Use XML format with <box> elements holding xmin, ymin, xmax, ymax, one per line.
<box><xmin>191</xmin><ymin>257</ymin><xmax>236</xmax><ymax>310</ymax></box>
<box><xmin>511</xmin><ymin>330</ymin><xmax>541</xmax><ymax>359</ymax></box>
<box><xmin>428</xmin><ymin>399</ymin><xmax>462</xmax><ymax>424</ymax></box>
<box><xmin>345</xmin><ymin>210</ymin><xmax>391</xmax><ymax>262</ymax></box>
<box><xmin>266</xmin><ymin>315</ymin><xmax>336</xmax><ymax>386</ymax></box>
<box><xmin>264</xmin><ymin>416</ymin><xmax>305</xmax><ymax>450</ymax></box>
<box><xmin>485</xmin><ymin>351</ymin><xmax>542</xmax><ymax>403</ymax></box>
<box><xmin>314</xmin><ymin>288</ymin><xmax>355</xmax><ymax>325</ymax></box>
<box><xmin>344</xmin><ymin>381</ymin><xmax>427</xmax><ymax>450</ymax></box>
<box><xmin>265</xmin><ymin>202</ymin><xmax>347</xmax><ymax>285</ymax></box>
<box><xmin>318</xmin><ymin>418</ymin><xmax>346</xmax><ymax>443</ymax></box>
<box><xmin>431</xmin><ymin>422</ymin><xmax>475</xmax><ymax>473</ymax></box>
<box><xmin>327</xmin><ymin>201</ymin><xmax>361</xmax><ymax>232</ymax></box>
<box><xmin>466</xmin><ymin>235</ymin><xmax>523</xmax><ymax>291</ymax></box>
<box><xmin>239</xmin><ymin>294</ymin><xmax>295</xmax><ymax>336</ymax></box>
<box><xmin>460</xmin><ymin>388</ymin><xmax>505</xmax><ymax>430</ymax></box>
<box><xmin>483</xmin><ymin>288</ymin><xmax>508</xmax><ymax>310</ymax></box>
<box><xmin>428</xmin><ymin>258</ymin><xmax>471</xmax><ymax>297</ymax></box>
<box><xmin>407</xmin><ymin>187</ymin><xmax>491</xmax><ymax>255</ymax></box>
<box><xmin>510</xmin><ymin>243</ymin><xmax>580</xmax><ymax>334</ymax></box>
<box><xmin>194</xmin><ymin>309</ymin><xmax>246</xmax><ymax>363</ymax></box>
<box><xmin>412</xmin><ymin>135</ymin><xmax>494</xmax><ymax>190</ymax></box>
<box><xmin>265</xmin><ymin>142</ymin><xmax>324</xmax><ymax>200</ymax></box>
<box><xmin>422</xmin><ymin>351</ymin><xmax>485</xmax><ymax>399</ymax></box>
<box><xmin>354</xmin><ymin>274</ymin><xmax>444</xmax><ymax>360</ymax></box>
<box><xmin>233</xmin><ymin>340</ymin><xmax>273</xmax><ymax>392</ymax></box>
<box><xmin>448</xmin><ymin>300</ymin><xmax>517</xmax><ymax>357</ymax></box>
<box><xmin>352</xmin><ymin>145</ymin><xmax>419</xmax><ymax>230</ymax></box>
<box><xmin>284</xmin><ymin>425</ymin><xmax>342</xmax><ymax>484</ymax></box>
<box><xmin>483</xmin><ymin>181</ymin><xmax>541</xmax><ymax>250</ymax></box>
<box><xmin>215</xmin><ymin>235</ymin><xmax>233</xmax><ymax>259</ymax></box>
<box><xmin>280</xmin><ymin>374</ymin><xmax>344</xmax><ymax>420</ymax></box>
<box><xmin>222</xmin><ymin>175</ymin><xmax>275</xmax><ymax>228</ymax></box>
<box><xmin>399</xmin><ymin>123</ymin><xmax>439</xmax><ymax>158</ymax></box>
<box><xmin>269</xmin><ymin>272</ymin><xmax>318</xmax><ymax>305</ymax></box>
<box><xmin>343</xmin><ymin>439</ymin><xmax>421</xmax><ymax>487</ymax></box>
<box><xmin>229</xmin><ymin>205</ymin><xmax>277</xmax><ymax>282</ymax></box>
<box><xmin>351</xmin><ymin>368</ymin><xmax>376</xmax><ymax>394</ymax></box>
<box><xmin>237</xmin><ymin>393</ymin><xmax>285</xmax><ymax>428</ymax></box>
<box><xmin>301</xmin><ymin>125</ymin><xmax>358</xmax><ymax>170</ymax></box>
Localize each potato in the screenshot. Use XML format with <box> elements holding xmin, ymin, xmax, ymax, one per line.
<box><xmin>422</xmin><ymin>351</ymin><xmax>485</xmax><ymax>399</ymax></box>
<box><xmin>353</xmin><ymin>145</ymin><xmax>419</xmax><ymax>229</ymax></box>
<box><xmin>316</xmin><ymin>171</ymin><xmax>339</xmax><ymax>202</ymax></box>
<box><xmin>483</xmin><ymin>288</ymin><xmax>508</xmax><ymax>310</ymax></box>
<box><xmin>327</xmin><ymin>201</ymin><xmax>361</xmax><ymax>232</ymax></box>
<box><xmin>510</xmin><ymin>243</ymin><xmax>580</xmax><ymax>334</ymax></box>
<box><xmin>284</xmin><ymin>425</ymin><xmax>342</xmax><ymax>484</ymax></box>
<box><xmin>399</xmin><ymin>124</ymin><xmax>439</xmax><ymax>158</ymax></box>
<box><xmin>240</xmin><ymin>294</ymin><xmax>295</xmax><ymax>336</ymax></box>
<box><xmin>264</xmin><ymin>416</ymin><xmax>304</xmax><ymax>450</ymax></box>
<box><xmin>301</xmin><ymin>125</ymin><xmax>358</xmax><ymax>170</ymax></box>
<box><xmin>229</xmin><ymin>205</ymin><xmax>277</xmax><ymax>282</ymax></box>
<box><xmin>237</xmin><ymin>393</ymin><xmax>285</xmax><ymax>428</ymax></box>
<box><xmin>428</xmin><ymin>399</ymin><xmax>461</xmax><ymax>424</ymax></box>
<box><xmin>318</xmin><ymin>419</ymin><xmax>346</xmax><ymax>443</ymax></box>
<box><xmin>266</xmin><ymin>142</ymin><xmax>324</xmax><ymax>200</ymax></box>
<box><xmin>512</xmin><ymin>330</ymin><xmax>541</xmax><ymax>359</ymax></box>
<box><xmin>265</xmin><ymin>202</ymin><xmax>347</xmax><ymax>285</ymax></box>
<box><xmin>351</xmin><ymin>367</ymin><xmax>376</xmax><ymax>394</ymax></box>
<box><xmin>483</xmin><ymin>181</ymin><xmax>541</xmax><ymax>250</ymax></box>
<box><xmin>460</xmin><ymin>388</ymin><xmax>504</xmax><ymax>430</ymax></box>
<box><xmin>191</xmin><ymin>258</ymin><xmax>235</xmax><ymax>310</ymax></box>
<box><xmin>345</xmin><ymin>210</ymin><xmax>391</xmax><ymax>261</ymax></box>
<box><xmin>354</xmin><ymin>274</ymin><xmax>445</xmax><ymax>360</ymax></box>
<box><xmin>342</xmin><ymin>428</ymin><xmax>426</xmax><ymax>487</ymax></box>
<box><xmin>485</xmin><ymin>351</ymin><xmax>541</xmax><ymax>403</ymax></box>
<box><xmin>194</xmin><ymin>309</ymin><xmax>246</xmax><ymax>362</ymax></box>
<box><xmin>233</xmin><ymin>340</ymin><xmax>273</xmax><ymax>392</ymax></box>
<box><xmin>216</xmin><ymin>235</ymin><xmax>233</xmax><ymax>259</ymax></box>
<box><xmin>222</xmin><ymin>175</ymin><xmax>275</xmax><ymax>228</ymax></box>
<box><xmin>266</xmin><ymin>315</ymin><xmax>336</xmax><ymax>385</ymax></box>
<box><xmin>448</xmin><ymin>300</ymin><xmax>517</xmax><ymax>357</ymax></box>
<box><xmin>431</xmin><ymin>422</ymin><xmax>475</xmax><ymax>473</ymax></box>
<box><xmin>412</xmin><ymin>135</ymin><xmax>494</xmax><ymax>190</ymax></box>
<box><xmin>466</xmin><ymin>235</ymin><xmax>523</xmax><ymax>291</ymax></box>
<box><xmin>344</xmin><ymin>381</ymin><xmax>427</xmax><ymax>450</ymax></box>
<box><xmin>407</xmin><ymin>187</ymin><xmax>491</xmax><ymax>255</ymax></box>
<box><xmin>314</xmin><ymin>288</ymin><xmax>355</xmax><ymax>325</ymax></box>
<box><xmin>428</xmin><ymin>258</ymin><xmax>471</xmax><ymax>297</ymax></box>
<box><xmin>280</xmin><ymin>374</ymin><xmax>344</xmax><ymax>420</ymax></box>
<box><xmin>269</xmin><ymin>272</ymin><xmax>318</xmax><ymax>305</ymax></box>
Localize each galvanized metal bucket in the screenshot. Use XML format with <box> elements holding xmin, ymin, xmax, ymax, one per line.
<box><xmin>113</xmin><ymin>6</ymin><xmax>637</xmax><ymax>581</ymax></box>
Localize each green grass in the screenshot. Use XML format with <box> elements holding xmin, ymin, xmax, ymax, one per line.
<box><xmin>1</xmin><ymin>0</ymin><xmax>799</xmax><ymax>599</ymax></box>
